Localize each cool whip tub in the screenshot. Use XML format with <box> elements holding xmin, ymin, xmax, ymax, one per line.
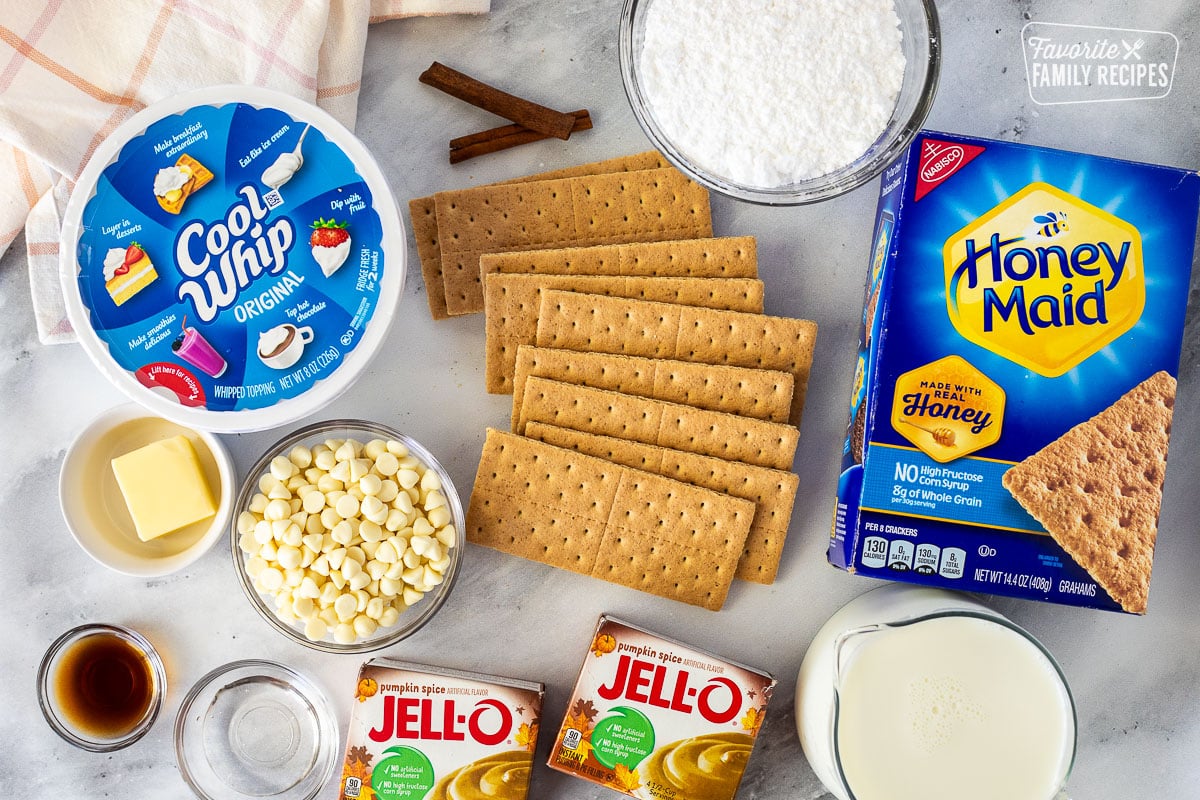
<box><xmin>61</xmin><ymin>86</ymin><xmax>405</xmax><ymax>432</ymax></box>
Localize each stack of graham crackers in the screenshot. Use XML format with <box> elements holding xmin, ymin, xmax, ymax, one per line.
<box><xmin>410</xmin><ymin>153</ymin><xmax>817</xmax><ymax>611</ymax></box>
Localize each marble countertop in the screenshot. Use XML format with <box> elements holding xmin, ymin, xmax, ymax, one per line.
<box><xmin>3</xmin><ymin>1</ymin><xmax>1199</xmax><ymax>797</ymax></box>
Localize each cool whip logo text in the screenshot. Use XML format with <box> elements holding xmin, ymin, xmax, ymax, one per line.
<box><xmin>175</xmin><ymin>184</ymin><xmax>295</xmax><ymax>323</ymax></box>
<box><xmin>944</xmin><ymin>182</ymin><xmax>1144</xmax><ymax>377</ymax></box>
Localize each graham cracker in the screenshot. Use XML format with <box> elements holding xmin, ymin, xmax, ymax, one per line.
<box><xmin>436</xmin><ymin>167</ymin><xmax>712</xmax><ymax>315</ymax></box>
<box><xmin>510</xmin><ymin>346</ymin><xmax>794</xmax><ymax>430</ymax></box>
<box><xmin>411</xmin><ymin>151</ymin><xmax>669</xmax><ymax>319</ymax></box>
<box><xmin>1001</xmin><ymin>371</ymin><xmax>1176</xmax><ymax>614</ymax></box>
<box><xmin>525</xmin><ymin>422</ymin><xmax>799</xmax><ymax>584</ymax></box>
<box><xmin>534</xmin><ymin>290</ymin><xmax>818</xmax><ymax>427</ymax></box>
<box><xmin>466</xmin><ymin>429</ymin><xmax>753</xmax><ymax>610</ymax></box>
<box><xmin>485</xmin><ymin>275</ymin><xmax>765</xmax><ymax>393</ymax></box>
<box><xmin>479</xmin><ymin>236</ymin><xmax>758</xmax><ymax>280</ymax></box>
<box><xmin>516</xmin><ymin>377</ymin><xmax>799</xmax><ymax>470</ymax></box>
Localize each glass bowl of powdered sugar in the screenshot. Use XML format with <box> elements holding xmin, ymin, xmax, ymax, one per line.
<box><xmin>620</xmin><ymin>0</ymin><xmax>940</xmax><ymax>205</ymax></box>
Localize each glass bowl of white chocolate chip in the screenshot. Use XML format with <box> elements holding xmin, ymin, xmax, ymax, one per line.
<box><xmin>232</xmin><ymin>420</ymin><xmax>463</xmax><ymax>653</ymax></box>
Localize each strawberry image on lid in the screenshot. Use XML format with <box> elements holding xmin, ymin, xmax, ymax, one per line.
<box><xmin>311</xmin><ymin>217</ymin><xmax>351</xmax><ymax>278</ymax></box>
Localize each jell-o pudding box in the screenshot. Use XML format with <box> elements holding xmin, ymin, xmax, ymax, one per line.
<box><xmin>337</xmin><ymin>659</ymin><xmax>544</xmax><ymax>800</ymax></box>
<box><xmin>549</xmin><ymin>615</ymin><xmax>775</xmax><ymax>800</ymax></box>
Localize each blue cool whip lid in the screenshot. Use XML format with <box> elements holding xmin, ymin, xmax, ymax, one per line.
<box><xmin>60</xmin><ymin>86</ymin><xmax>405</xmax><ymax>433</ymax></box>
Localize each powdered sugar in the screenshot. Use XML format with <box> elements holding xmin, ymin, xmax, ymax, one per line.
<box><xmin>639</xmin><ymin>0</ymin><xmax>906</xmax><ymax>187</ymax></box>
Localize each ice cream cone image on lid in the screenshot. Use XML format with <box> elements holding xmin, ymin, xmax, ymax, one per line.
<box><xmin>103</xmin><ymin>242</ymin><xmax>157</xmax><ymax>306</ymax></box>
<box><xmin>154</xmin><ymin>153</ymin><xmax>213</xmax><ymax>214</ymax></box>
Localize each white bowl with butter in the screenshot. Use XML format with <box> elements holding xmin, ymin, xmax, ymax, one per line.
<box><xmin>59</xmin><ymin>404</ymin><xmax>234</xmax><ymax>576</ymax></box>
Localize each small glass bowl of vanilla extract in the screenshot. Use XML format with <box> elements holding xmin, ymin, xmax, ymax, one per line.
<box><xmin>37</xmin><ymin>623</ymin><xmax>166</xmax><ymax>751</ymax></box>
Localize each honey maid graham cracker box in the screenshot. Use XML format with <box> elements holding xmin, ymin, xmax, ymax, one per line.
<box><xmin>337</xmin><ymin>658</ymin><xmax>544</xmax><ymax>800</ymax></box>
<box><xmin>831</xmin><ymin>130</ymin><xmax>1200</xmax><ymax>614</ymax></box>
<box><xmin>548</xmin><ymin>615</ymin><xmax>775</xmax><ymax>800</ymax></box>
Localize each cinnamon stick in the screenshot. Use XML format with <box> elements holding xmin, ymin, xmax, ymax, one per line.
<box><xmin>419</xmin><ymin>61</ymin><xmax>576</xmax><ymax>140</ymax></box>
<box><xmin>449</xmin><ymin>110</ymin><xmax>592</xmax><ymax>164</ymax></box>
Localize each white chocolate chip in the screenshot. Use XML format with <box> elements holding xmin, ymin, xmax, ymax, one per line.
<box><xmin>264</xmin><ymin>498</ymin><xmax>291</xmax><ymax>521</ymax></box>
<box><xmin>423</xmin><ymin>491</ymin><xmax>447</xmax><ymax>511</ymax></box>
<box><xmin>350</xmin><ymin>458</ymin><xmax>372</xmax><ymax>483</ymax></box>
<box><xmin>259</xmin><ymin>567</ymin><xmax>284</xmax><ymax>591</ymax></box>
<box><xmin>335</xmin><ymin>494</ymin><xmax>360</xmax><ymax>519</ymax></box>
<box><xmin>365</xmin><ymin>597</ymin><xmax>385</xmax><ymax>620</ymax></box>
<box><xmin>396</xmin><ymin>468</ymin><xmax>419</xmax><ymax>490</ymax></box>
<box><xmin>302</xmin><ymin>491</ymin><xmax>325</xmax><ymax>514</ymax></box>
<box><xmin>270</xmin><ymin>455</ymin><xmax>296</xmax><ymax>481</ymax></box>
<box><xmin>289</xmin><ymin>445</ymin><xmax>313</xmax><ymax>469</ymax></box>
<box><xmin>359</xmin><ymin>474</ymin><xmax>383</xmax><ymax>496</ymax></box>
<box><xmin>277</xmin><ymin>546</ymin><xmax>302</xmax><ymax>570</ymax></box>
<box><xmin>375</xmin><ymin>452</ymin><xmax>400</xmax><ymax>477</ymax></box>
<box><xmin>353</xmin><ymin>615</ymin><xmax>378</xmax><ymax>638</ymax></box>
<box><xmin>427</xmin><ymin>506</ymin><xmax>452</xmax><ymax>529</ymax></box>
<box><xmin>304</xmin><ymin>618</ymin><xmax>328</xmax><ymax>641</ymax></box>
<box><xmin>334</xmin><ymin>593</ymin><xmax>358</xmax><ymax>622</ymax></box>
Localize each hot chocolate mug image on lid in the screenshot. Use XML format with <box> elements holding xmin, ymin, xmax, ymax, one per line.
<box><xmin>60</xmin><ymin>85</ymin><xmax>405</xmax><ymax>433</ymax></box>
<box><xmin>257</xmin><ymin>323</ymin><xmax>314</xmax><ymax>370</ymax></box>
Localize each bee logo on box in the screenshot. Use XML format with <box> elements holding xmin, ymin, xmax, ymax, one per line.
<box><xmin>943</xmin><ymin>182</ymin><xmax>1144</xmax><ymax>377</ymax></box>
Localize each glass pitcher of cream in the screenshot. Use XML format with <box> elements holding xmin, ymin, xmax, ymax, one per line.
<box><xmin>795</xmin><ymin>584</ymin><xmax>1076</xmax><ymax>800</ymax></box>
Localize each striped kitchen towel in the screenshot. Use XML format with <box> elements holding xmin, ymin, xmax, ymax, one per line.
<box><xmin>0</xmin><ymin>0</ymin><xmax>489</xmax><ymax>344</ymax></box>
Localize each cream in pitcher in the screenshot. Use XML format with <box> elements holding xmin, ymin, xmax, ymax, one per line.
<box><xmin>796</xmin><ymin>585</ymin><xmax>1075</xmax><ymax>800</ymax></box>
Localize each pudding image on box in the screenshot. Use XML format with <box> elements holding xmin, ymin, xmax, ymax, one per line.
<box><xmin>831</xmin><ymin>130</ymin><xmax>1200</xmax><ymax>613</ymax></box>
<box><xmin>549</xmin><ymin>615</ymin><xmax>775</xmax><ymax>800</ymax></box>
<box><xmin>337</xmin><ymin>659</ymin><xmax>543</xmax><ymax>800</ymax></box>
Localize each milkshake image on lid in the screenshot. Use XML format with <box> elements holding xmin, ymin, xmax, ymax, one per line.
<box><xmin>171</xmin><ymin>320</ymin><xmax>226</xmax><ymax>379</ymax></box>
<box><xmin>59</xmin><ymin>86</ymin><xmax>405</xmax><ymax>433</ymax></box>
<box><xmin>795</xmin><ymin>584</ymin><xmax>1076</xmax><ymax>800</ymax></box>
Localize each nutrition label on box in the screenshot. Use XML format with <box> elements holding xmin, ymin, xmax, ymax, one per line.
<box><xmin>860</xmin><ymin>531</ymin><xmax>966</xmax><ymax>579</ymax></box>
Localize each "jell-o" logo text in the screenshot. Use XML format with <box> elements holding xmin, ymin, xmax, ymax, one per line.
<box><xmin>943</xmin><ymin>182</ymin><xmax>1144</xmax><ymax>377</ymax></box>
<box><xmin>596</xmin><ymin>652</ymin><xmax>743</xmax><ymax>724</ymax></box>
<box><xmin>367</xmin><ymin>696</ymin><xmax>513</xmax><ymax>746</ymax></box>
<box><xmin>174</xmin><ymin>184</ymin><xmax>297</xmax><ymax>323</ymax></box>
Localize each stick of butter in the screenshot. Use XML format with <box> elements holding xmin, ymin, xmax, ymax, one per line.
<box><xmin>111</xmin><ymin>435</ymin><xmax>216</xmax><ymax>541</ymax></box>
